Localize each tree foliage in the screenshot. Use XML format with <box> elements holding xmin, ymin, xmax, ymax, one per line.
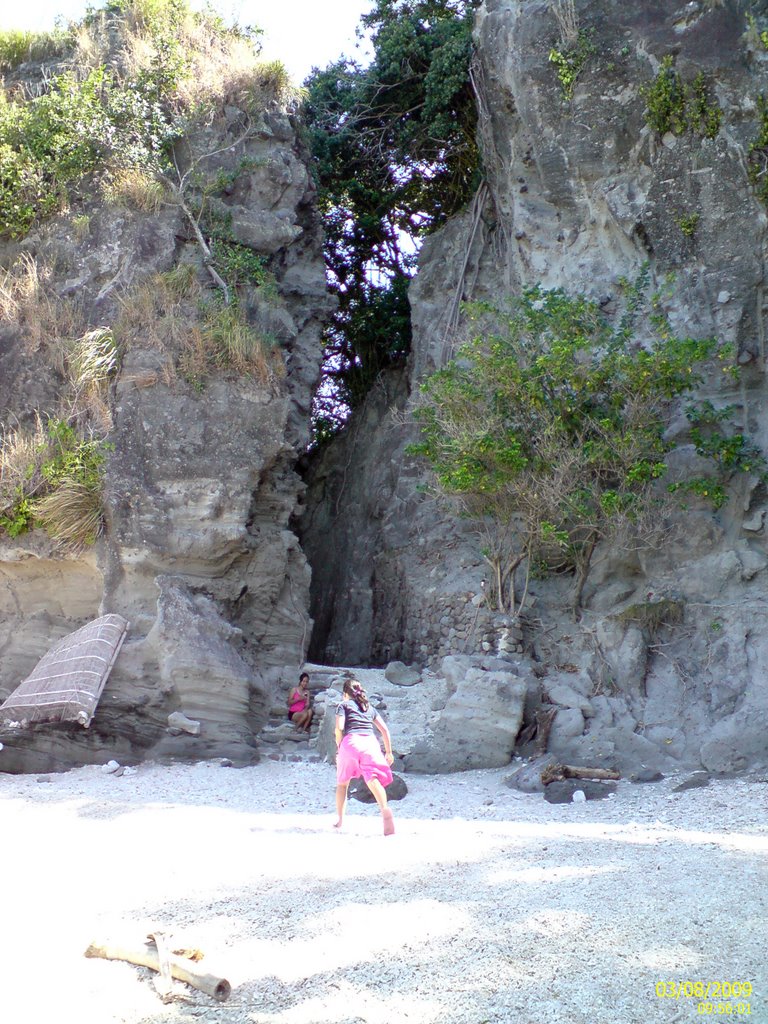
<box><xmin>304</xmin><ymin>0</ymin><xmax>481</xmax><ymax>433</ymax></box>
<box><xmin>409</xmin><ymin>283</ymin><xmax>760</xmax><ymax>614</ymax></box>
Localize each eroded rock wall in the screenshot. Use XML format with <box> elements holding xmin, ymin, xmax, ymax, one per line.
<box><xmin>0</xmin><ymin>94</ymin><xmax>328</xmax><ymax>771</ymax></box>
<box><xmin>302</xmin><ymin>0</ymin><xmax>768</xmax><ymax>774</ymax></box>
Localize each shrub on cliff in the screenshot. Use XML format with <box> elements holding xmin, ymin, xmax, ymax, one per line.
<box><xmin>0</xmin><ymin>0</ymin><xmax>285</xmax><ymax>240</ymax></box>
<box><xmin>0</xmin><ymin>28</ymin><xmax>70</xmax><ymax>72</ymax></box>
<box><xmin>409</xmin><ymin>282</ymin><xmax>763</xmax><ymax>614</ymax></box>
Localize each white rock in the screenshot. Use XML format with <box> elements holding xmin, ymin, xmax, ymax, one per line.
<box><xmin>742</xmin><ymin>510</ymin><xmax>765</xmax><ymax>532</ymax></box>
<box><xmin>167</xmin><ymin>711</ymin><xmax>202</xmax><ymax>736</ymax></box>
<box><xmin>102</xmin><ymin>760</ymin><xmax>121</xmax><ymax>773</ymax></box>
<box><xmin>572</xmin><ymin>789</ymin><xmax>587</xmax><ymax>803</ymax></box>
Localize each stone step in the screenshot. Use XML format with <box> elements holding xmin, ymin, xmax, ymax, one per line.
<box><xmin>262</xmin><ymin>722</ymin><xmax>311</xmax><ymax>744</ymax></box>
<box><xmin>260</xmin><ymin>709</ymin><xmax>324</xmax><ymax>771</ymax></box>
<box><xmin>263</xmin><ymin>748</ymin><xmax>324</xmax><ymax>763</ymax></box>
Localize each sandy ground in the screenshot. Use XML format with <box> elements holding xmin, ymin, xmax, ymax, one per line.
<box><xmin>1</xmin><ymin>758</ymin><xmax>766</xmax><ymax>1024</ymax></box>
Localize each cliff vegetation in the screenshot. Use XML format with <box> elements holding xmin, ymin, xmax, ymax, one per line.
<box><xmin>0</xmin><ymin>0</ymin><xmax>293</xmax><ymax>548</ymax></box>
<box><xmin>304</xmin><ymin>0</ymin><xmax>481</xmax><ymax>435</ymax></box>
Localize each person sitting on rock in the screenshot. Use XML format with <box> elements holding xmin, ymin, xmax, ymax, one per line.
<box><xmin>287</xmin><ymin>672</ymin><xmax>313</xmax><ymax>732</ymax></box>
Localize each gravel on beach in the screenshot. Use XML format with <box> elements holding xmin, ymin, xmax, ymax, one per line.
<box><xmin>2</xmin><ymin>759</ymin><xmax>766</xmax><ymax>1024</ymax></box>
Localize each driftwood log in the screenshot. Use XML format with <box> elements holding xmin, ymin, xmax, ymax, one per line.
<box><xmin>150</xmin><ymin>931</ymin><xmax>173</xmax><ymax>1003</ymax></box>
<box><xmin>85</xmin><ymin>939</ymin><xmax>231</xmax><ymax>1002</ymax></box>
<box><xmin>541</xmin><ymin>763</ymin><xmax>621</xmax><ymax>786</ymax></box>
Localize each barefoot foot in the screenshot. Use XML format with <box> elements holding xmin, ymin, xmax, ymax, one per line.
<box><xmin>382</xmin><ymin>809</ymin><xmax>395</xmax><ymax>836</ymax></box>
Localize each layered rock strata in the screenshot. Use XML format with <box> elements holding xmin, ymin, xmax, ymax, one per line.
<box><xmin>0</xmin><ymin>82</ymin><xmax>327</xmax><ymax>771</ymax></box>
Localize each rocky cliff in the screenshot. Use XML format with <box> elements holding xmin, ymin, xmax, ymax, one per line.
<box><xmin>4</xmin><ymin>0</ymin><xmax>768</xmax><ymax>779</ymax></box>
<box><xmin>0</xmin><ymin>13</ymin><xmax>328</xmax><ymax>771</ymax></box>
<box><xmin>302</xmin><ymin>0</ymin><xmax>768</xmax><ymax>775</ymax></box>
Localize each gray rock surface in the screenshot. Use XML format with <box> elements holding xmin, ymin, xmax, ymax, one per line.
<box><xmin>300</xmin><ymin>0</ymin><xmax>768</xmax><ymax>776</ymax></box>
<box><xmin>504</xmin><ymin>754</ymin><xmax>558</xmax><ymax>793</ymax></box>
<box><xmin>672</xmin><ymin>771</ymin><xmax>711</xmax><ymax>793</ymax></box>
<box><xmin>403</xmin><ymin>656</ymin><xmax>527</xmax><ymax>773</ymax></box>
<box><xmin>384</xmin><ymin>661</ymin><xmax>422</xmax><ymax>687</ymax></box>
<box><xmin>0</xmin><ymin>60</ymin><xmax>327</xmax><ymax>771</ymax></box>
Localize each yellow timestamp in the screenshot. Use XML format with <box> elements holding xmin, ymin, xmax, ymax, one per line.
<box><xmin>656</xmin><ymin>981</ymin><xmax>753</xmax><ymax>1000</ymax></box>
<box><xmin>696</xmin><ymin>1004</ymin><xmax>751</xmax><ymax>1016</ymax></box>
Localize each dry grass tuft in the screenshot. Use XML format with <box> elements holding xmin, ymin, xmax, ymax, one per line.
<box><xmin>0</xmin><ymin>253</ymin><xmax>42</xmax><ymax>325</ymax></box>
<box><xmin>34</xmin><ymin>478</ymin><xmax>104</xmax><ymax>549</ymax></box>
<box><xmin>1</xmin><ymin>415</ymin><xmax>111</xmax><ymax>547</ymax></box>
<box><xmin>62</xmin><ymin>327</ymin><xmax>118</xmax><ymax>431</ymax></box>
<box><xmin>199</xmin><ymin>303</ymin><xmax>284</xmax><ymax>386</ymax></box>
<box><xmin>103</xmin><ymin>168</ymin><xmax>166</xmax><ymax>212</ymax></box>
<box><xmin>71</xmin><ymin>214</ymin><xmax>91</xmax><ymax>241</ymax></box>
<box><xmin>114</xmin><ymin>267</ymin><xmax>202</xmax><ymax>355</ymax></box>
<box><xmin>121</xmin><ymin>369</ymin><xmax>159</xmax><ymax>389</ymax></box>
<box><xmin>68</xmin><ymin>328</ymin><xmax>118</xmax><ymax>394</ymax></box>
<box><xmin>552</xmin><ymin>0</ymin><xmax>580</xmax><ymax>48</ymax></box>
<box><xmin>176</xmin><ymin>324</ymin><xmax>210</xmax><ymax>387</ymax></box>
<box><xmin>0</xmin><ymin>415</ymin><xmax>47</xmax><ymax>505</ymax></box>
<box><xmin>0</xmin><ymin>254</ymin><xmax>85</xmax><ymax>352</ymax></box>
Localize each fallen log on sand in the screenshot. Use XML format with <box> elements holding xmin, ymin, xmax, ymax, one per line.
<box><xmin>541</xmin><ymin>763</ymin><xmax>621</xmax><ymax>785</ymax></box>
<box><xmin>84</xmin><ymin>939</ymin><xmax>231</xmax><ymax>1001</ymax></box>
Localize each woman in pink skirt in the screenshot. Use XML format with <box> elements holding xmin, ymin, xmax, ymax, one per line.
<box><xmin>334</xmin><ymin>678</ymin><xmax>395</xmax><ymax>835</ymax></box>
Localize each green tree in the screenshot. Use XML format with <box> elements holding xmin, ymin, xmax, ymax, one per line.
<box><xmin>304</xmin><ymin>0</ymin><xmax>481</xmax><ymax>432</ymax></box>
<box><xmin>410</xmin><ymin>285</ymin><xmax>756</xmax><ymax>614</ymax></box>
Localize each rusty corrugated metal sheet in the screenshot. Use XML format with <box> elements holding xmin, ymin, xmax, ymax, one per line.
<box><xmin>0</xmin><ymin>614</ymin><xmax>129</xmax><ymax>727</ymax></box>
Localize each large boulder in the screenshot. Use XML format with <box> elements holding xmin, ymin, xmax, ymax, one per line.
<box><xmin>384</xmin><ymin>661</ymin><xmax>421</xmax><ymax>687</ymax></box>
<box><xmin>403</xmin><ymin>656</ymin><xmax>527</xmax><ymax>773</ymax></box>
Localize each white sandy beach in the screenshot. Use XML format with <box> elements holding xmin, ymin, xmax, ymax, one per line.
<box><xmin>1</xmin><ymin>759</ymin><xmax>766</xmax><ymax>1024</ymax></box>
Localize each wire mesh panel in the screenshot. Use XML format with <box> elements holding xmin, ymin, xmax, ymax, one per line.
<box><xmin>0</xmin><ymin>614</ymin><xmax>129</xmax><ymax>727</ymax></box>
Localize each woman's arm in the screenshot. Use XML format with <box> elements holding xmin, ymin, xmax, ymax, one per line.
<box><xmin>335</xmin><ymin>714</ymin><xmax>345</xmax><ymax>748</ymax></box>
<box><xmin>373</xmin><ymin>715</ymin><xmax>394</xmax><ymax>763</ymax></box>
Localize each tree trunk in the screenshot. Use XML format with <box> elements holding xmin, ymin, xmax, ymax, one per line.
<box><xmin>572</xmin><ymin>534</ymin><xmax>598</xmax><ymax>617</ymax></box>
<box><xmin>534</xmin><ymin>707</ymin><xmax>557</xmax><ymax>755</ymax></box>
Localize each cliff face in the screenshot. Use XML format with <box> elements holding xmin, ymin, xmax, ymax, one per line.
<box><xmin>302</xmin><ymin>0</ymin><xmax>768</xmax><ymax>773</ymax></box>
<box><xmin>0</xmin><ymin>41</ymin><xmax>328</xmax><ymax>770</ymax></box>
<box><xmin>5</xmin><ymin>0</ymin><xmax>768</xmax><ymax>777</ymax></box>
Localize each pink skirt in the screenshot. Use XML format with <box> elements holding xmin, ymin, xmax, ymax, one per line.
<box><xmin>336</xmin><ymin>734</ymin><xmax>393</xmax><ymax>787</ymax></box>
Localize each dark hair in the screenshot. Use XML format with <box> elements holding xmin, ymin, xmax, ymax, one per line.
<box><xmin>299</xmin><ymin>672</ymin><xmax>310</xmax><ymax>684</ymax></box>
<box><xmin>343</xmin><ymin>678</ymin><xmax>369</xmax><ymax>712</ymax></box>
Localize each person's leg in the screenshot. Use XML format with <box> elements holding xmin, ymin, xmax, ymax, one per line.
<box><xmin>334</xmin><ymin>783</ymin><xmax>349</xmax><ymax>829</ymax></box>
<box><xmin>365</xmin><ymin>778</ymin><xmax>395</xmax><ymax>835</ymax></box>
